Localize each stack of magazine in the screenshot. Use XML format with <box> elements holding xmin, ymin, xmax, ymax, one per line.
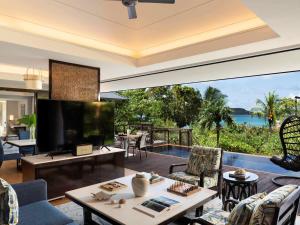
<box><xmin>133</xmin><ymin>196</ymin><xmax>179</xmax><ymax>217</ymax></box>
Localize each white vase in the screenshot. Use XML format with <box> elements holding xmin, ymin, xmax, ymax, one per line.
<box><xmin>131</xmin><ymin>173</ymin><xmax>149</xmax><ymax>197</ymax></box>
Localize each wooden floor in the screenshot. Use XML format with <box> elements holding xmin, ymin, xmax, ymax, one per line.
<box><xmin>0</xmin><ymin>160</ymin><xmax>136</xmax><ymax>205</ymax></box>
<box><xmin>0</xmin><ymin>160</ymin><xmax>22</xmax><ymax>184</ymax></box>
<box><xmin>124</xmin><ymin>150</ymin><xmax>300</xmax><ymax>194</ymax></box>
<box><xmin>1</xmin><ymin>151</ymin><xmax>300</xmax><ymax>207</ymax></box>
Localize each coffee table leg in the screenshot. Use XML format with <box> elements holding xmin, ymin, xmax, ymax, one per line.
<box><xmin>83</xmin><ymin>208</ymin><xmax>99</xmax><ymax>225</ymax></box>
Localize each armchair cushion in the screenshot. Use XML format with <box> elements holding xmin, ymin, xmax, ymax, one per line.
<box><xmin>227</xmin><ymin>192</ymin><xmax>266</xmax><ymax>225</ymax></box>
<box><xmin>186</xmin><ymin>146</ymin><xmax>221</xmax><ymax>177</ymax></box>
<box><xmin>198</xmin><ymin>209</ymin><xmax>230</xmax><ymax>225</ymax></box>
<box><xmin>168</xmin><ymin>171</ymin><xmax>218</xmax><ymax>188</ymax></box>
<box><xmin>12</xmin><ymin>180</ymin><xmax>47</xmax><ymax>207</ymax></box>
<box><xmin>18</xmin><ymin>200</ymin><xmax>73</xmax><ymax>225</ymax></box>
<box><xmin>250</xmin><ymin>184</ymin><xmax>298</xmax><ymax>225</ymax></box>
<box><xmin>0</xmin><ymin>178</ymin><xmax>19</xmax><ymax>225</ymax></box>
<box><xmin>186</xmin><ymin>153</ymin><xmax>205</xmax><ymax>176</ymax></box>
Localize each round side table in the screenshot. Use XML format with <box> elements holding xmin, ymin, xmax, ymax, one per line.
<box><xmin>222</xmin><ymin>171</ymin><xmax>259</xmax><ymax>206</ymax></box>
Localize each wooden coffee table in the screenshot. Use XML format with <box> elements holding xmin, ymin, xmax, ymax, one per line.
<box><xmin>66</xmin><ymin>174</ymin><xmax>217</xmax><ymax>225</ymax></box>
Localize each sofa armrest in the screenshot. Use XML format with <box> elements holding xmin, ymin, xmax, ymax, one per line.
<box><xmin>12</xmin><ymin>179</ymin><xmax>47</xmax><ymax>206</ymax></box>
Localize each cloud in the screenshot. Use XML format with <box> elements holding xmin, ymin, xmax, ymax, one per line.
<box><xmin>260</xmin><ymin>75</ymin><xmax>273</xmax><ymax>80</ymax></box>
<box><xmin>288</xmin><ymin>92</ymin><xmax>300</xmax><ymax>99</ymax></box>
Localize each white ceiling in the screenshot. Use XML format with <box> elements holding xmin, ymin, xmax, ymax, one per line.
<box><xmin>0</xmin><ymin>0</ymin><xmax>299</xmax><ymax>90</ymax></box>
<box><xmin>0</xmin><ymin>0</ymin><xmax>268</xmax><ymax>56</ymax></box>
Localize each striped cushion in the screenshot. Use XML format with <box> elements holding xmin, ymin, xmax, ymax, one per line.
<box><xmin>199</xmin><ymin>209</ymin><xmax>230</xmax><ymax>225</ymax></box>
<box><xmin>249</xmin><ymin>185</ymin><xmax>298</xmax><ymax>225</ymax></box>
<box><xmin>0</xmin><ymin>178</ymin><xmax>19</xmax><ymax>225</ymax></box>
<box><xmin>227</xmin><ymin>193</ymin><xmax>266</xmax><ymax>225</ymax></box>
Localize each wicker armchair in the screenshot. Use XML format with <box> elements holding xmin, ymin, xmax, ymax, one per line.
<box><xmin>191</xmin><ymin>185</ymin><xmax>300</xmax><ymax>225</ymax></box>
<box><xmin>270</xmin><ymin>115</ymin><xmax>300</xmax><ymax>185</ymax></box>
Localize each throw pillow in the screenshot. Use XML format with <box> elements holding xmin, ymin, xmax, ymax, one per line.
<box><xmin>227</xmin><ymin>192</ymin><xmax>267</xmax><ymax>225</ymax></box>
<box><xmin>0</xmin><ymin>178</ymin><xmax>19</xmax><ymax>225</ymax></box>
<box><xmin>249</xmin><ymin>185</ymin><xmax>298</xmax><ymax>225</ymax></box>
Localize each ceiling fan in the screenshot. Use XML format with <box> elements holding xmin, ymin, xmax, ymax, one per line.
<box><xmin>109</xmin><ymin>0</ymin><xmax>175</xmax><ymax>19</ymax></box>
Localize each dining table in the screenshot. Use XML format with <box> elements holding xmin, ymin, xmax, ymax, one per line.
<box><xmin>117</xmin><ymin>134</ymin><xmax>142</xmax><ymax>157</ymax></box>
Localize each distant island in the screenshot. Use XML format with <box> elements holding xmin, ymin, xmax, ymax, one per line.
<box><xmin>231</xmin><ymin>108</ymin><xmax>251</xmax><ymax>115</ymax></box>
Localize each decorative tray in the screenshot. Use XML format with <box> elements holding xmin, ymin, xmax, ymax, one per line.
<box><xmin>167</xmin><ymin>181</ymin><xmax>200</xmax><ymax>196</ymax></box>
<box><xmin>100</xmin><ymin>181</ymin><xmax>127</xmax><ymax>192</ymax></box>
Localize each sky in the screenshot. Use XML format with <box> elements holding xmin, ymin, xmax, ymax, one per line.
<box><xmin>185</xmin><ymin>71</ymin><xmax>300</xmax><ymax>110</ymax></box>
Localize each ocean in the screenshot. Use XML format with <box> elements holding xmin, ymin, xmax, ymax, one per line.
<box><xmin>232</xmin><ymin>115</ymin><xmax>267</xmax><ymax>127</ymax></box>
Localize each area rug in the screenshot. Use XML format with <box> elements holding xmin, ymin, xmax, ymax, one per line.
<box><xmin>56</xmin><ymin>198</ymin><xmax>223</xmax><ymax>225</ymax></box>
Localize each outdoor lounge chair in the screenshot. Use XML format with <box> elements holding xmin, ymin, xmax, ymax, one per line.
<box><xmin>169</xmin><ymin>146</ymin><xmax>223</xmax><ymax>196</ymax></box>
<box><xmin>270</xmin><ymin>115</ymin><xmax>300</xmax><ymax>185</ymax></box>
<box><xmin>190</xmin><ymin>185</ymin><xmax>300</xmax><ymax>225</ymax></box>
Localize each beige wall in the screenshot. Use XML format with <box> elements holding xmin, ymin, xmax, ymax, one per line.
<box><xmin>6</xmin><ymin>101</ymin><xmax>18</xmax><ymax>120</ymax></box>
<box><xmin>101</xmin><ymin>49</ymin><xmax>300</xmax><ymax>92</ymax></box>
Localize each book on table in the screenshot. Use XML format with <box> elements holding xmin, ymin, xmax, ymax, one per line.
<box><xmin>133</xmin><ymin>196</ymin><xmax>179</xmax><ymax>218</ymax></box>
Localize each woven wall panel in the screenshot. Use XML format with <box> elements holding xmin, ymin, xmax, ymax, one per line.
<box><xmin>50</xmin><ymin>61</ymin><xmax>100</xmax><ymax>101</ymax></box>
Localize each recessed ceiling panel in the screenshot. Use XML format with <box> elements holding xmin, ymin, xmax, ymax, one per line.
<box><xmin>0</xmin><ymin>0</ymin><xmax>275</xmax><ymax>59</ymax></box>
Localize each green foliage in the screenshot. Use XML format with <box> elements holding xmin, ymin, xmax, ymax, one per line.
<box><xmin>115</xmin><ymin>85</ymin><xmax>202</xmax><ymax>129</ymax></box>
<box><xmin>18</xmin><ymin>114</ymin><xmax>36</xmax><ymax>128</ymax></box>
<box><xmin>114</xmin><ymin>86</ymin><xmax>289</xmax><ymax>157</ymax></box>
<box><xmin>277</xmin><ymin>97</ymin><xmax>298</xmax><ymax>120</ymax></box>
<box><xmin>169</xmin><ymin>85</ymin><xmax>202</xmax><ymax>127</ymax></box>
<box><xmin>198</xmin><ymin>87</ymin><xmax>234</xmax><ymax>146</ymax></box>
<box><xmin>251</xmin><ymin>91</ymin><xmax>280</xmax><ymax>129</ymax></box>
<box><xmin>192</xmin><ymin>124</ymin><xmax>282</xmax><ymax>156</ymax></box>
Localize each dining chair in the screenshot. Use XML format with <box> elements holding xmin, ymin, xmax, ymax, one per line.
<box><xmin>127</xmin><ymin>135</ymin><xmax>142</xmax><ymax>158</ymax></box>
<box><xmin>138</xmin><ymin>133</ymin><xmax>148</xmax><ymax>159</ymax></box>
<box><xmin>0</xmin><ymin>139</ymin><xmax>21</xmax><ymax>169</ymax></box>
<box><xmin>18</xmin><ymin>130</ymin><xmax>34</xmax><ymax>156</ymax></box>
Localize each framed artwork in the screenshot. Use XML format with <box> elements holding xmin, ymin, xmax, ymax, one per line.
<box><xmin>49</xmin><ymin>60</ymin><xmax>100</xmax><ymax>101</ymax></box>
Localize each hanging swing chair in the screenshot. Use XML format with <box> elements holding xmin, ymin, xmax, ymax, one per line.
<box><xmin>271</xmin><ymin>96</ymin><xmax>300</xmax><ymax>186</ymax></box>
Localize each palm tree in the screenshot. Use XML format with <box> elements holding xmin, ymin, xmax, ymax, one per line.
<box><xmin>199</xmin><ymin>87</ymin><xmax>234</xmax><ymax>147</ymax></box>
<box><xmin>251</xmin><ymin>91</ymin><xmax>279</xmax><ymax>130</ymax></box>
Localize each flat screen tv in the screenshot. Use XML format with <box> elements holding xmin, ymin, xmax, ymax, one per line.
<box><xmin>37</xmin><ymin>99</ymin><xmax>114</xmax><ymax>154</ymax></box>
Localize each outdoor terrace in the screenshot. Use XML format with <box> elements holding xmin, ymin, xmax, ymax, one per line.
<box><xmin>125</xmin><ymin>147</ymin><xmax>300</xmax><ymax>194</ymax></box>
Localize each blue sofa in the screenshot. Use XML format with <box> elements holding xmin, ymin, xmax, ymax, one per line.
<box><xmin>12</xmin><ymin>179</ymin><xmax>78</xmax><ymax>225</ymax></box>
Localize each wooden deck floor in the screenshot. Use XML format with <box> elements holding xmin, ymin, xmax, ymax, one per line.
<box><xmin>124</xmin><ymin>150</ymin><xmax>300</xmax><ymax>194</ymax></box>
<box><xmin>1</xmin><ymin>150</ymin><xmax>298</xmax><ymax>194</ymax></box>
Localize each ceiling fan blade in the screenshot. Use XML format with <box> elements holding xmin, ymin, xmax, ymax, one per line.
<box><xmin>127</xmin><ymin>5</ymin><xmax>137</xmax><ymax>19</ymax></box>
<box><xmin>138</xmin><ymin>0</ymin><xmax>175</xmax><ymax>3</ymax></box>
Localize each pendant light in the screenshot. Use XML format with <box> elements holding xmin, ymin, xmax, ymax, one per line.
<box><xmin>24</xmin><ymin>68</ymin><xmax>43</xmax><ymax>90</ymax></box>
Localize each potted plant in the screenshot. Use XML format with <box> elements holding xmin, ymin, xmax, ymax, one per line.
<box><xmin>18</xmin><ymin>114</ymin><xmax>36</xmax><ymax>139</ymax></box>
